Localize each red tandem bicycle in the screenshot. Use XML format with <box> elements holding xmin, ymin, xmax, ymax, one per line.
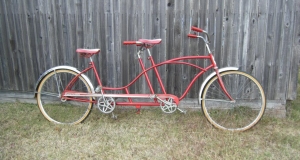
<box><xmin>35</xmin><ymin>26</ymin><xmax>266</xmax><ymax>131</ymax></box>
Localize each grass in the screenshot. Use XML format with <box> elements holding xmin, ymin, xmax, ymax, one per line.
<box><xmin>1</xmin><ymin>74</ymin><xmax>300</xmax><ymax>159</ymax></box>
<box><xmin>1</xmin><ymin>103</ymin><xmax>300</xmax><ymax>159</ymax></box>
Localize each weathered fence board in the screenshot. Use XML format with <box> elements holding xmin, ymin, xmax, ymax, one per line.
<box><xmin>0</xmin><ymin>0</ymin><xmax>299</xmax><ymax>104</ymax></box>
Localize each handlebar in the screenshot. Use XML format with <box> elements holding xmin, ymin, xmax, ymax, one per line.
<box><xmin>191</xmin><ymin>26</ymin><xmax>204</xmax><ymax>33</ymax></box>
<box><xmin>188</xmin><ymin>26</ymin><xmax>210</xmax><ymax>44</ymax></box>
<box><xmin>187</xmin><ymin>34</ymin><xmax>198</xmax><ymax>38</ymax></box>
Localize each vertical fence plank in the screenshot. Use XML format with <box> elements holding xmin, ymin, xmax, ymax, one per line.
<box><xmin>274</xmin><ymin>0</ymin><xmax>294</xmax><ymax>100</ymax></box>
<box><xmin>0</xmin><ymin>0</ymin><xmax>9</xmax><ymax>90</ymax></box>
<box><xmin>287</xmin><ymin>1</ymin><xmax>300</xmax><ymax>100</ymax></box>
<box><xmin>1</xmin><ymin>0</ymin><xmax>20</xmax><ymax>90</ymax></box>
<box><xmin>281</xmin><ymin>0</ymin><xmax>296</xmax><ymax>100</ymax></box>
<box><xmin>166</xmin><ymin>0</ymin><xmax>175</xmax><ymax>95</ymax></box>
<box><xmin>7</xmin><ymin>1</ymin><xmax>27</xmax><ymax>90</ymax></box>
<box><xmin>158</xmin><ymin>0</ymin><xmax>168</xmax><ymax>94</ymax></box>
<box><xmin>240</xmin><ymin>0</ymin><xmax>251</xmax><ymax>72</ymax></box>
<box><xmin>247</xmin><ymin>0</ymin><xmax>258</xmax><ymax>76</ymax></box>
<box><xmin>27</xmin><ymin>0</ymin><xmax>41</xmax><ymax>89</ymax></box>
<box><xmin>264</xmin><ymin>0</ymin><xmax>279</xmax><ymax>99</ymax></box>
<box><xmin>173</xmin><ymin>1</ymin><xmax>184</xmax><ymax>96</ymax></box>
<box><xmin>254</xmin><ymin>0</ymin><xmax>268</xmax><ymax>85</ymax></box>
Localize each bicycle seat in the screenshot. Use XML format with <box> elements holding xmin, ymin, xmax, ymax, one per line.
<box><xmin>76</xmin><ymin>49</ymin><xmax>100</xmax><ymax>58</ymax></box>
<box><xmin>138</xmin><ymin>39</ymin><xmax>162</xmax><ymax>45</ymax></box>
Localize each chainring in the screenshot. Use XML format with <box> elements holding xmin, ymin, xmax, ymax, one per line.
<box><xmin>160</xmin><ymin>98</ymin><xmax>177</xmax><ymax>113</ymax></box>
<box><xmin>97</xmin><ymin>96</ymin><xmax>115</xmax><ymax>114</ymax></box>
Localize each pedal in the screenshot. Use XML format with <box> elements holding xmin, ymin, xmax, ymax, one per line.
<box><xmin>158</xmin><ymin>98</ymin><xmax>177</xmax><ymax>113</ymax></box>
<box><xmin>177</xmin><ymin>108</ymin><xmax>187</xmax><ymax>114</ymax></box>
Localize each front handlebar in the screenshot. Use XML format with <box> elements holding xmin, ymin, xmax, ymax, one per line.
<box><xmin>191</xmin><ymin>26</ymin><xmax>204</xmax><ymax>33</ymax></box>
<box><xmin>188</xmin><ymin>26</ymin><xmax>210</xmax><ymax>44</ymax></box>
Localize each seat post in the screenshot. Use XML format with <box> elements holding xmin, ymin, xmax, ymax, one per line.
<box><xmin>147</xmin><ymin>49</ymin><xmax>152</xmax><ymax>57</ymax></box>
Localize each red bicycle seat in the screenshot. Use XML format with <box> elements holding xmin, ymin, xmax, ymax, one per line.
<box><xmin>138</xmin><ymin>39</ymin><xmax>162</xmax><ymax>45</ymax></box>
<box><xmin>76</xmin><ymin>49</ymin><xmax>100</xmax><ymax>58</ymax></box>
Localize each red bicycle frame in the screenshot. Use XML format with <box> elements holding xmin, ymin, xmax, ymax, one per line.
<box><xmin>62</xmin><ymin>27</ymin><xmax>234</xmax><ymax>109</ymax></box>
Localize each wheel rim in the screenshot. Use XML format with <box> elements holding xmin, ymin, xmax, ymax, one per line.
<box><xmin>201</xmin><ymin>71</ymin><xmax>266</xmax><ymax>131</ymax></box>
<box><xmin>37</xmin><ymin>70</ymin><xmax>92</xmax><ymax>124</ymax></box>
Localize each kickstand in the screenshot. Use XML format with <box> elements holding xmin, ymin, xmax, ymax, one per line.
<box><xmin>136</xmin><ymin>108</ymin><xmax>141</xmax><ymax>114</ymax></box>
<box><xmin>111</xmin><ymin>112</ymin><xmax>117</xmax><ymax>120</ymax></box>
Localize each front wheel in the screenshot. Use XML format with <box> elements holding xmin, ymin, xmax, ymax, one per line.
<box><xmin>201</xmin><ymin>71</ymin><xmax>266</xmax><ymax>131</ymax></box>
<box><xmin>36</xmin><ymin>69</ymin><xmax>93</xmax><ymax>124</ymax></box>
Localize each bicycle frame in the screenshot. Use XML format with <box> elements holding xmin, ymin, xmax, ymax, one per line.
<box><xmin>61</xmin><ymin>27</ymin><xmax>234</xmax><ymax>108</ymax></box>
<box><xmin>62</xmin><ymin>49</ymin><xmax>233</xmax><ymax>107</ymax></box>
<box><xmin>35</xmin><ymin>26</ymin><xmax>265</xmax><ymax>131</ymax></box>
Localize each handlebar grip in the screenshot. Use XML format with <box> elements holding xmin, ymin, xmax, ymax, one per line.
<box><xmin>187</xmin><ymin>34</ymin><xmax>198</xmax><ymax>38</ymax></box>
<box><xmin>191</xmin><ymin>26</ymin><xmax>204</xmax><ymax>33</ymax></box>
<box><xmin>123</xmin><ymin>41</ymin><xmax>138</xmax><ymax>45</ymax></box>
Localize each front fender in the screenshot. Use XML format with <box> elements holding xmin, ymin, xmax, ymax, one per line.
<box><xmin>34</xmin><ymin>66</ymin><xmax>95</xmax><ymax>97</ymax></box>
<box><xmin>198</xmin><ymin>67</ymin><xmax>239</xmax><ymax>104</ymax></box>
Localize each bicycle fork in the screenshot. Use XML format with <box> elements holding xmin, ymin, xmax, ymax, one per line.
<box><xmin>209</xmin><ymin>54</ymin><xmax>234</xmax><ymax>101</ymax></box>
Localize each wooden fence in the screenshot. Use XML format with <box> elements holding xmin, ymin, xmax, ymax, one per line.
<box><xmin>0</xmin><ymin>0</ymin><xmax>299</xmax><ymax>102</ymax></box>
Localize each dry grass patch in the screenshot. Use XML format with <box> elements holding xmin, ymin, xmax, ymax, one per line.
<box><xmin>1</xmin><ymin>101</ymin><xmax>300</xmax><ymax>159</ymax></box>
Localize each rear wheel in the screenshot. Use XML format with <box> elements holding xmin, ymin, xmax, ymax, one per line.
<box><xmin>201</xmin><ymin>71</ymin><xmax>266</xmax><ymax>131</ymax></box>
<box><xmin>36</xmin><ymin>69</ymin><xmax>93</xmax><ymax>124</ymax></box>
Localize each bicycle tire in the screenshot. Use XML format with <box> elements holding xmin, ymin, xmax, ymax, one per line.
<box><xmin>36</xmin><ymin>69</ymin><xmax>93</xmax><ymax>124</ymax></box>
<box><xmin>201</xmin><ymin>71</ymin><xmax>266</xmax><ymax>131</ymax></box>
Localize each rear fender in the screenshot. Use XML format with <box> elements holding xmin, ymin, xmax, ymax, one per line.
<box><xmin>34</xmin><ymin>66</ymin><xmax>95</xmax><ymax>97</ymax></box>
<box><xmin>198</xmin><ymin>67</ymin><xmax>239</xmax><ymax>104</ymax></box>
